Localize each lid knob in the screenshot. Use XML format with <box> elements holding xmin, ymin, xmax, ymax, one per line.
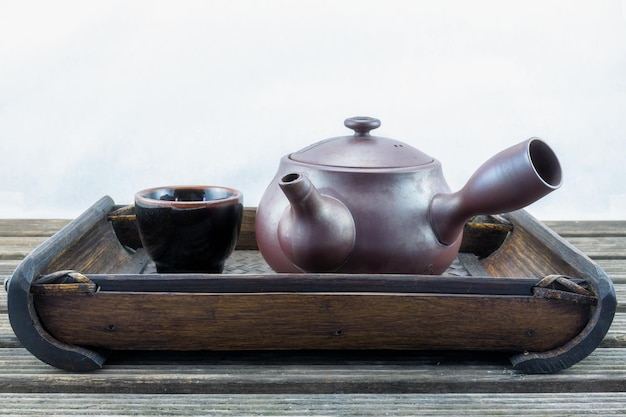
<box><xmin>344</xmin><ymin>117</ymin><xmax>381</xmax><ymax>137</ymax></box>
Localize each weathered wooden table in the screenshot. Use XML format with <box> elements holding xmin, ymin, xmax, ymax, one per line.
<box><xmin>1</xmin><ymin>215</ymin><xmax>625</xmax><ymax>416</ymax></box>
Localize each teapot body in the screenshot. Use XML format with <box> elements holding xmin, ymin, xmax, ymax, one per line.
<box><xmin>255</xmin><ymin>116</ymin><xmax>562</xmax><ymax>275</ymax></box>
<box><xmin>255</xmin><ymin>155</ymin><xmax>461</xmax><ymax>274</ymax></box>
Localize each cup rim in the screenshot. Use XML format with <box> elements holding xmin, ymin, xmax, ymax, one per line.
<box><xmin>135</xmin><ymin>185</ymin><xmax>243</xmax><ymax>208</ymax></box>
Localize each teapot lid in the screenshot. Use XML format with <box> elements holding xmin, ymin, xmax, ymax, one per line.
<box><xmin>289</xmin><ymin>117</ymin><xmax>434</xmax><ymax>168</ymax></box>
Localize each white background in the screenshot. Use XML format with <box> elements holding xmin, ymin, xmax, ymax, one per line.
<box><xmin>1</xmin><ymin>0</ymin><xmax>625</xmax><ymax>220</ymax></box>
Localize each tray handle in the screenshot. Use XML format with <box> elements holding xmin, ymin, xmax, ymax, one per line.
<box><xmin>6</xmin><ymin>196</ymin><xmax>114</xmax><ymax>371</ymax></box>
<box><xmin>506</xmin><ymin>210</ymin><xmax>617</xmax><ymax>374</ymax></box>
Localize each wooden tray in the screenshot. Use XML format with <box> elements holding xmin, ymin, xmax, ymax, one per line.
<box><xmin>6</xmin><ymin>196</ymin><xmax>616</xmax><ymax>374</ymax></box>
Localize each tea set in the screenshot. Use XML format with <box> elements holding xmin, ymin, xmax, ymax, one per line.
<box><xmin>135</xmin><ymin>116</ymin><xmax>562</xmax><ymax>274</ymax></box>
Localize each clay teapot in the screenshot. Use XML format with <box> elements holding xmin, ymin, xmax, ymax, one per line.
<box><xmin>255</xmin><ymin>117</ymin><xmax>562</xmax><ymax>274</ymax></box>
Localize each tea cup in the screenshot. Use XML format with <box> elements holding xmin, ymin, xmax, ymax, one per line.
<box><xmin>134</xmin><ymin>185</ymin><xmax>243</xmax><ymax>273</ymax></box>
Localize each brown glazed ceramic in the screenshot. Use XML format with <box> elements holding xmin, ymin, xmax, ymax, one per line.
<box><xmin>135</xmin><ymin>186</ymin><xmax>243</xmax><ymax>273</ymax></box>
<box><xmin>255</xmin><ymin>116</ymin><xmax>562</xmax><ymax>274</ymax></box>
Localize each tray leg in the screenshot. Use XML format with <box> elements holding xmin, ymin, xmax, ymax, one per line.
<box><xmin>6</xmin><ymin>196</ymin><xmax>115</xmax><ymax>371</ymax></box>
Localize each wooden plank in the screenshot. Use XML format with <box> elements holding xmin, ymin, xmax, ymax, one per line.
<box><xmin>0</xmin><ymin>219</ymin><xmax>69</xmax><ymax>237</ymax></box>
<box><xmin>0</xmin><ymin>392</ymin><xmax>625</xmax><ymax>416</ymax></box>
<box><xmin>0</xmin><ymin>236</ymin><xmax>48</xmax><ymax>260</ymax></box>
<box><xmin>0</xmin><ymin>260</ymin><xmax>21</xmax><ymax>276</ymax></box>
<box><xmin>611</xmin><ymin>275</ymin><xmax>626</xmax><ymax>285</ymax></box>
<box><xmin>601</xmin><ymin>313</ymin><xmax>626</xmax><ymax>348</ymax></box>
<box><xmin>562</xmin><ymin>237</ymin><xmax>626</xmax><ymax>259</ymax></box>
<box><xmin>0</xmin><ymin>347</ymin><xmax>624</xmax><ymax>394</ymax></box>
<box><xmin>543</xmin><ymin>220</ymin><xmax>626</xmax><ymax>237</ymax></box>
<box><xmin>0</xmin><ymin>315</ymin><xmax>19</xmax><ymax>348</ymax></box>
<box><xmin>615</xmin><ymin>284</ymin><xmax>626</xmax><ymax>311</ymax></box>
<box><xmin>595</xmin><ymin>261</ymin><xmax>626</xmax><ymax>277</ymax></box>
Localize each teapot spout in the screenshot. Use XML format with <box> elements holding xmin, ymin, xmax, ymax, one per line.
<box><xmin>278</xmin><ymin>172</ymin><xmax>356</xmax><ymax>272</ymax></box>
<box><xmin>430</xmin><ymin>138</ymin><xmax>562</xmax><ymax>245</ymax></box>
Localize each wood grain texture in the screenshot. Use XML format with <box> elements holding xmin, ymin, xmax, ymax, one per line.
<box><xmin>0</xmin><ymin>219</ymin><xmax>70</xmax><ymax>237</ymax></box>
<box><xmin>34</xmin><ymin>290</ymin><xmax>589</xmax><ymax>352</ymax></box>
<box><xmin>0</xmin><ymin>347</ymin><xmax>624</xmax><ymax>394</ymax></box>
<box><xmin>543</xmin><ymin>220</ymin><xmax>626</xmax><ymax>237</ymax></box>
<box><xmin>559</xmin><ymin>237</ymin><xmax>626</xmax><ymax>259</ymax></box>
<box><xmin>0</xmin><ymin>393</ymin><xmax>625</xmax><ymax>416</ymax></box>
